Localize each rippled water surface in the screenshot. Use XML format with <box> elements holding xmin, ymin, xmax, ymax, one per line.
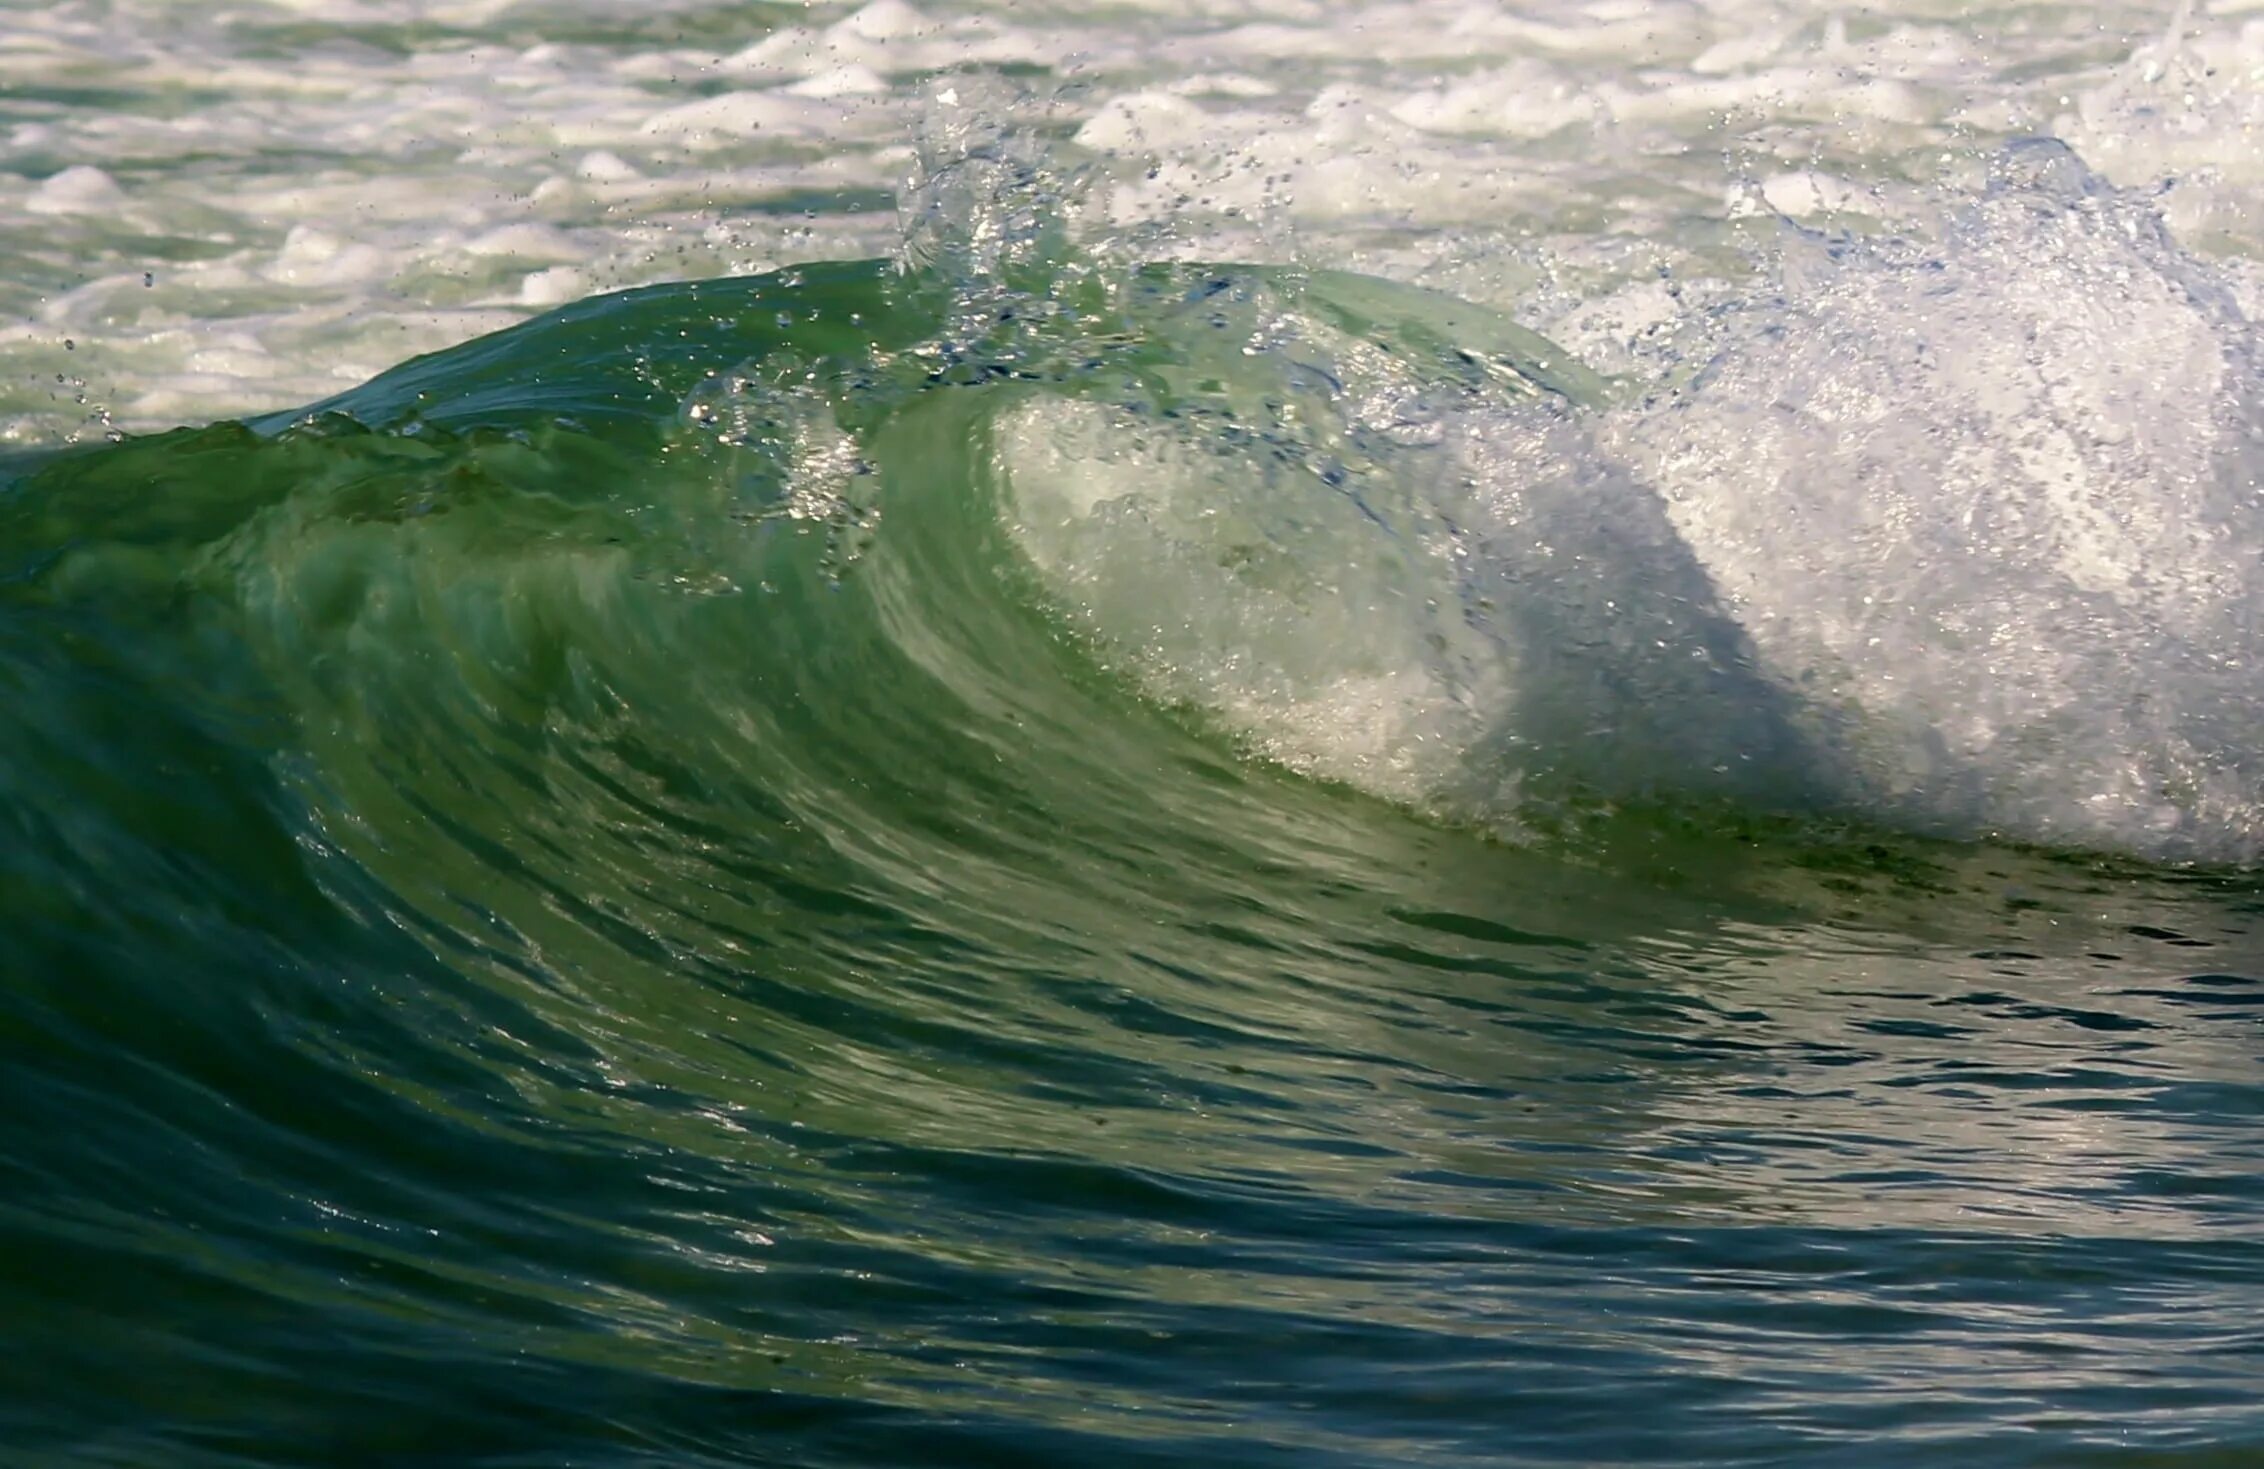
<box><xmin>4</xmin><ymin>2</ymin><xmax>2264</xmax><ymax>1465</ymax></box>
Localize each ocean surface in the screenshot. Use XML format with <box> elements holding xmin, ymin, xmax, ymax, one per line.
<box><xmin>6</xmin><ymin>1</ymin><xmax>2264</xmax><ymax>1465</ymax></box>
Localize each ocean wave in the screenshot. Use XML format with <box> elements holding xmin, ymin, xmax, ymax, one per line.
<box><xmin>6</xmin><ymin>140</ymin><xmax>2261</xmax><ymax>863</ymax></box>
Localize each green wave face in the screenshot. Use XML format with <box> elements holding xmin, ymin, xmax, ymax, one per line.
<box><xmin>2</xmin><ymin>256</ymin><xmax>1652</xmax><ymax>864</ymax></box>
<box><xmin>6</xmin><ymin>255</ymin><xmax>2264</xmax><ymax>1466</ymax></box>
<box><xmin>0</xmin><ymin>258</ymin><xmax>1645</xmax><ymax>1460</ymax></box>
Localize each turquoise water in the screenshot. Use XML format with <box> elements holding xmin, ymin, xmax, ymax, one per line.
<box><xmin>5</xmin><ymin>242</ymin><xmax>2264</xmax><ymax>1466</ymax></box>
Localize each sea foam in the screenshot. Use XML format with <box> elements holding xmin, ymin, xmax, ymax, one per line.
<box><xmin>1000</xmin><ymin>143</ymin><xmax>2264</xmax><ymax>860</ymax></box>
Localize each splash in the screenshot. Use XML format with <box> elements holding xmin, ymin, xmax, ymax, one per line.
<box><xmin>1612</xmin><ymin>141</ymin><xmax>2264</xmax><ymax>858</ymax></box>
<box><xmin>980</xmin><ymin>133</ymin><xmax>2264</xmax><ymax>859</ymax></box>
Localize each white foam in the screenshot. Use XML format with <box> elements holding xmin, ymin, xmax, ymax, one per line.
<box><xmin>1602</xmin><ymin>148</ymin><xmax>2264</xmax><ymax>856</ymax></box>
<box><xmin>7</xmin><ymin>0</ymin><xmax>2260</xmax><ymax>445</ymax></box>
<box><xmin>981</xmin><ymin>138</ymin><xmax>2264</xmax><ymax>858</ymax></box>
<box><xmin>26</xmin><ymin>164</ymin><xmax>126</xmax><ymax>216</ymax></box>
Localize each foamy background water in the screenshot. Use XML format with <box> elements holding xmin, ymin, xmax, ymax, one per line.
<box><xmin>5</xmin><ymin>0</ymin><xmax>2259</xmax><ymax>442</ymax></box>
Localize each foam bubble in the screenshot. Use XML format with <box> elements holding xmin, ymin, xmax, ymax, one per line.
<box><xmin>27</xmin><ymin>165</ymin><xmax>126</xmax><ymax>216</ymax></box>
<box><xmin>8</xmin><ymin>0</ymin><xmax>2263</xmax><ymax>447</ymax></box>
<box><xmin>1611</xmin><ymin>143</ymin><xmax>2264</xmax><ymax>857</ymax></box>
<box><xmin>989</xmin><ymin>139</ymin><xmax>2264</xmax><ymax>858</ymax></box>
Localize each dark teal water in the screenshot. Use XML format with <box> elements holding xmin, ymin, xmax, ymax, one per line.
<box><xmin>4</xmin><ymin>260</ymin><xmax>2261</xmax><ymax>1467</ymax></box>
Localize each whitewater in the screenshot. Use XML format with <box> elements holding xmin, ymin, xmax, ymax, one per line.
<box><xmin>4</xmin><ymin>2</ymin><xmax>2264</xmax><ymax>1467</ymax></box>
